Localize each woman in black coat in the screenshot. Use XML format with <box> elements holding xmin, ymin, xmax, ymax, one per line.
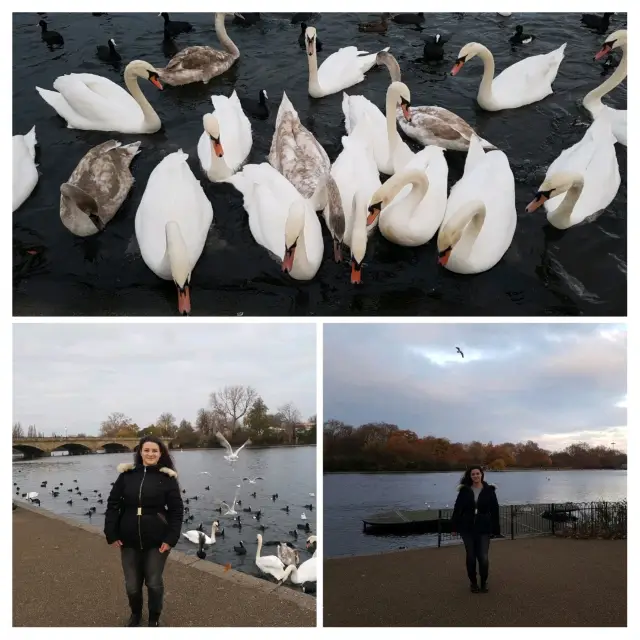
<box><xmin>104</xmin><ymin>436</ymin><xmax>183</xmax><ymax>627</ymax></box>
<box><xmin>451</xmin><ymin>466</ymin><xmax>500</xmax><ymax>593</ymax></box>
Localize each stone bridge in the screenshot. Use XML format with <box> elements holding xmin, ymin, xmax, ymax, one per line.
<box><xmin>12</xmin><ymin>437</ymin><xmax>172</xmax><ymax>459</ymax></box>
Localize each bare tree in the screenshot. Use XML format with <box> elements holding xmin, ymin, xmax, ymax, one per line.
<box><xmin>100</xmin><ymin>412</ymin><xmax>134</xmax><ymax>438</ymax></box>
<box><xmin>12</xmin><ymin>422</ymin><xmax>24</xmax><ymax>439</ymax></box>
<box><xmin>155</xmin><ymin>412</ymin><xmax>178</xmax><ymax>438</ymax></box>
<box><xmin>278</xmin><ymin>402</ymin><xmax>302</xmax><ymax>444</ymax></box>
<box><xmin>209</xmin><ymin>385</ymin><xmax>258</xmax><ymax>432</ymax></box>
<box><xmin>27</xmin><ymin>425</ymin><xmax>38</xmax><ymax>438</ymax></box>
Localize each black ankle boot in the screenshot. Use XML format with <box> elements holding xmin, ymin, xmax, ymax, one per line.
<box><xmin>470</xmin><ymin>583</ymin><xmax>480</xmax><ymax>593</ymax></box>
<box><xmin>148</xmin><ymin>614</ymin><xmax>160</xmax><ymax>627</ymax></box>
<box><xmin>480</xmin><ymin>582</ymin><xmax>489</xmax><ymax>593</ymax></box>
<box><xmin>126</xmin><ymin>612</ymin><xmax>142</xmax><ymax>627</ymax></box>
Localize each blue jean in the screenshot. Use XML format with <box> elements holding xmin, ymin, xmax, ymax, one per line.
<box><xmin>121</xmin><ymin>547</ymin><xmax>169</xmax><ymax>615</ymax></box>
<box><xmin>460</xmin><ymin>532</ymin><xmax>490</xmax><ymax>585</ymax></box>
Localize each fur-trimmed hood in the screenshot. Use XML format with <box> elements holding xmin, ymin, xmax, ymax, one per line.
<box><xmin>457</xmin><ymin>482</ymin><xmax>496</xmax><ymax>491</ymax></box>
<box><xmin>117</xmin><ymin>462</ymin><xmax>178</xmax><ymax>478</ymax></box>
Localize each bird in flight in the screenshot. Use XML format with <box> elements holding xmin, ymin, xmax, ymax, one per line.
<box><xmin>215</xmin><ymin>432</ymin><xmax>252</xmax><ymax>462</ymax></box>
<box><xmin>243</xmin><ymin>477</ymin><xmax>263</xmax><ymax>484</ymax></box>
<box><xmin>456</xmin><ymin>347</ymin><xmax>464</xmax><ymax>358</ymax></box>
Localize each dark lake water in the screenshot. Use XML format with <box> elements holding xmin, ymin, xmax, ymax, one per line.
<box><xmin>13</xmin><ymin>447</ymin><xmax>317</xmax><ymax>591</ymax></box>
<box><xmin>13</xmin><ymin>12</ymin><xmax>626</xmax><ymax>316</ymax></box>
<box><xmin>324</xmin><ymin>469</ymin><xmax>627</xmax><ymax>557</ymax></box>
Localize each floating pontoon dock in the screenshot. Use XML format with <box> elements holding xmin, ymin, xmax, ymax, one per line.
<box><xmin>362</xmin><ymin>509</ymin><xmax>453</xmax><ymax>534</ymax></box>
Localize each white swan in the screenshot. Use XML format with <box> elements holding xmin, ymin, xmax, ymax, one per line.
<box><xmin>451</xmin><ymin>41</ymin><xmax>566</xmax><ymax>110</ymax></box>
<box><xmin>524</xmin><ymin>117</ymin><xmax>620</xmax><ymax>230</ymax></box>
<box><xmin>197</xmin><ymin>92</ymin><xmax>252</xmax><ymax>182</ymax></box>
<box><xmin>277</xmin><ymin>543</ymin><xmax>300</xmax><ymax>566</ymax></box>
<box><xmin>305</xmin><ymin>25</ymin><xmax>390</xmax><ymax>98</ymax></box>
<box><xmin>182</xmin><ymin>521</ymin><xmax>219</xmax><ymax>545</ymax></box>
<box><xmin>306</xmin><ymin>535</ymin><xmax>318</xmax><ymax>557</ymax></box>
<box><xmin>367</xmin><ymin>147</ymin><xmax>449</xmax><ymax>247</ymax></box>
<box><xmin>226</xmin><ymin>163</ymin><xmax>323</xmax><ymax>280</ymax></box>
<box><xmin>583</xmin><ymin>29</ymin><xmax>627</xmax><ymax>146</ymax></box>
<box><xmin>268</xmin><ymin>92</ymin><xmax>330</xmax><ymax>209</ymax></box>
<box><xmin>280</xmin><ymin>557</ymin><xmax>317</xmax><ymax>586</ymax></box>
<box><xmin>13</xmin><ymin>126</ymin><xmax>38</xmax><ymax>212</ymax></box>
<box><xmin>215</xmin><ymin>432</ymin><xmax>251</xmax><ymax>462</ymax></box>
<box><xmin>256</xmin><ymin>534</ymin><xmax>287</xmax><ymax>580</ymax></box>
<box><xmin>437</xmin><ymin>135</ymin><xmax>516</xmax><ymax>274</ymax></box>
<box><xmin>342</xmin><ymin>81</ymin><xmax>414</xmax><ymax>175</ymax></box>
<box><xmin>135</xmin><ymin>150</ymin><xmax>213</xmax><ymax>314</ymax></box>
<box><xmin>36</xmin><ymin>60</ymin><xmax>163</xmax><ymax>133</ymax></box>
<box><xmin>324</xmin><ymin>118</ymin><xmax>381</xmax><ymax>282</ymax></box>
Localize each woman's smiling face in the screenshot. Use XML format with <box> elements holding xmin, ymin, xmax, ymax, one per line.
<box><xmin>141</xmin><ymin>441</ymin><xmax>161</xmax><ymax>466</ymax></box>
<box><xmin>470</xmin><ymin>468</ymin><xmax>483</xmax><ymax>484</ymax></box>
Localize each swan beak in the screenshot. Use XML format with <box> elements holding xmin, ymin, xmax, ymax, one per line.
<box><xmin>451</xmin><ymin>59</ymin><xmax>465</xmax><ymax>76</ymax></box>
<box><xmin>333</xmin><ymin>238</ymin><xmax>343</xmax><ymax>262</ymax></box>
<box><xmin>595</xmin><ymin>43</ymin><xmax>613</xmax><ymax>61</ymax></box>
<box><xmin>351</xmin><ymin>257</ymin><xmax>363</xmax><ymax>284</ymax></box>
<box><xmin>367</xmin><ymin>203</ymin><xmax>381</xmax><ymax>226</ymax></box>
<box><xmin>177</xmin><ymin>284</ymin><xmax>191</xmax><ymax>315</ymax></box>
<box><xmin>234</xmin><ymin>13</ymin><xmax>245</xmax><ymax>21</ymax></box>
<box><xmin>150</xmin><ymin>76</ymin><xmax>163</xmax><ymax>90</ymax></box>
<box><xmin>210</xmin><ymin>137</ymin><xmax>224</xmax><ymax>158</ymax></box>
<box><xmin>525</xmin><ymin>193</ymin><xmax>548</xmax><ymax>212</ymax></box>
<box><xmin>438</xmin><ymin>247</ymin><xmax>452</xmax><ymax>266</ymax></box>
<box><xmin>401</xmin><ymin>102</ymin><xmax>412</xmax><ymax>122</ymax></box>
<box><xmin>282</xmin><ymin>242</ymin><xmax>297</xmax><ymax>273</ymax></box>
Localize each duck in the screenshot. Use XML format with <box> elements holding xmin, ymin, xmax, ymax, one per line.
<box><xmin>342</xmin><ymin>80</ymin><xmax>414</xmax><ymax>175</ymax></box>
<box><xmin>524</xmin><ymin>117</ymin><xmax>620</xmax><ymax>230</ymax></box>
<box><xmin>197</xmin><ymin>92</ymin><xmax>253</xmax><ymax>182</ymax></box>
<box><xmin>299</xmin><ymin>23</ymin><xmax>322</xmax><ymax>52</ymax></box>
<box><xmin>255</xmin><ymin>534</ymin><xmax>287</xmax><ymax>580</ymax></box>
<box><xmin>451</xmin><ymin>41</ymin><xmax>566</xmax><ymax>110</ymax></box>
<box><xmin>358</xmin><ymin>14</ymin><xmax>390</xmax><ymax>34</ymax></box>
<box><xmin>581</xmin><ymin>12</ymin><xmax>614</xmax><ymax>33</ymax></box>
<box><xmin>509</xmin><ymin>25</ymin><xmax>535</xmax><ymax>45</ymax></box>
<box><xmin>159</xmin><ymin>12</ymin><xmax>193</xmax><ymax>37</ymax></box>
<box><xmin>183</xmin><ymin>521</ymin><xmax>219</xmax><ymax>545</ymax></box>
<box><xmin>268</xmin><ymin>92</ymin><xmax>331</xmax><ymax>209</ymax></box>
<box><xmin>135</xmin><ymin>150</ymin><xmax>214</xmax><ymax>314</ymax></box>
<box><xmin>583</xmin><ymin>30</ymin><xmax>627</xmax><ymax>146</ymax></box>
<box><xmin>366</xmin><ymin>147</ymin><xmax>449</xmax><ymax>247</ymax></box>
<box><xmin>234</xmin><ymin>541</ymin><xmax>247</xmax><ymax>555</ymax></box>
<box><xmin>225</xmin><ymin>163</ymin><xmax>324</xmax><ymax>280</ymax></box>
<box><xmin>279</xmin><ymin>556</ymin><xmax>318</xmax><ymax>586</ymax></box>
<box><xmin>96</xmin><ymin>38</ymin><xmax>121</xmax><ymax>62</ymax></box>
<box><xmin>36</xmin><ymin>59</ymin><xmax>163</xmax><ymax>133</ymax></box>
<box><xmin>38</xmin><ymin>20</ymin><xmax>63</xmax><ymax>46</ymax></box>
<box><xmin>277</xmin><ymin>542</ymin><xmax>300</xmax><ymax>566</ymax></box>
<box><xmin>12</xmin><ymin>126</ymin><xmax>38</xmax><ymax>212</ymax></box>
<box><xmin>436</xmin><ymin>135</ymin><xmax>516</xmax><ymax>274</ymax></box>
<box><xmin>392</xmin><ymin>13</ymin><xmax>424</xmax><ymax>26</ymax></box>
<box><xmin>156</xmin><ymin>13</ymin><xmax>241</xmax><ymax>86</ymax></box>
<box><xmin>242</xmin><ymin>90</ymin><xmax>269</xmax><ymax>119</ymax></box>
<box><xmin>305</xmin><ymin>25</ymin><xmax>390</xmax><ymax>98</ymax></box>
<box><xmin>59</xmin><ymin>140</ymin><xmax>141</xmax><ymax>237</ymax></box>
<box><xmin>423</xmin><ymin>34</ymin><xmax>445</xmax><ymax>61</ymax></box>
<box><xmin>322</xmin><ymin>119</ymin><xmax>380</xmax><ymax>278</ymax></box>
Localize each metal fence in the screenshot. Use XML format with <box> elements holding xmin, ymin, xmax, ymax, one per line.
<box><xmin>434</xmin><ymin>501</ymin><xmax>627</xmax><ymax>547</ymax></box>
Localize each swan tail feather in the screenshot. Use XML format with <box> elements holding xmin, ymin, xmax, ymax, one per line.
<box><xmin>464</xmin><ymin>135</ymin><xmax>486</xmax><ymax>174</ymax></box>
<box><xmin>24</xmin><ymin>126</ymin><xmax>37</xmax><ymax>160</ymax></box>
<box><xmin>342</xmin><ymin>93</ymin><xmax>353</xmax><ymax>133</ymax></box>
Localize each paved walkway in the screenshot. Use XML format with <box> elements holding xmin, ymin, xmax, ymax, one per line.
<box><xmin>13</xmin><ymin>504</ymin><xmax>315</xmax><ymax>627</ymax></box>
<box><xmin>324</xmin><ymin>537</ymin><xmax>626</xmax><ymax>626</ymax></box>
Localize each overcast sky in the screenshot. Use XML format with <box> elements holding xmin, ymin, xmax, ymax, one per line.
<box><xmin>324</xmin><ymin>323</ymin><xmax>627</xmax><ymax>452</ymax></box>
<box><xmin>14</xmin><ymin>323</ymin><xmax>316</xmax><ymax>435</ymax></box>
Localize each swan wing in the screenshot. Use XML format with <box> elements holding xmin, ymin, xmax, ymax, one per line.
<box><xmin>12</xmin><ymin>128</ymin><xmax>39</xmax><ymax>212</ymax></box>
<box><xmin>182</xmin><ymin>530</ymin><xmax>200</xmax><ymax>543</ymax></box>
<box><xmin>214</xmin><ymin>431</ymin><xmax>234</xmax><ymax>454</ymax></box>
<box><xmin>212</xmin><ymin>91</ymin><xmax>253</xmax><ymax>171</ymax></box>
<box><xmin>297</xmin><ymin>557</ymin><xmax>318</xmax><ymax>583</ymax></box>
<box><xmin>317</xmin><ymin>47</ymin><xmax>383</xmax><ymax>91</ymax></box>
<box><xmin>165</xmin><ymin>46</ymin><xmax>230</xmax><ymax>72</ymax></box>
<box><xmin>257</xmin><ymin>555</ymin><xmax>285</xmax><ymax>573</ymax></box>
<box><xmin>342</xmin><ymin>93</ymin><xmax>389</xmax><ymax>172</ymax></box>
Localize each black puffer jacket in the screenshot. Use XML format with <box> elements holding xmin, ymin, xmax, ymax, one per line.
<box><xmin>451</xmin><ymin>482</ymin><xmax>501</xmax><ymax>536</ymax></box>
<box><xmin>104</xmin><ymin>463</ymin><xmax>183</xmax><ymax>549</ymax></box>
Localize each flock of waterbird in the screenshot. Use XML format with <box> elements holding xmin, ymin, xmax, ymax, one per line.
<box><xmin>13</xmin><ymin>12</ymin><xmax>627</xmax><ymax>314</ymax></box>
<box><xmin>13</xmin><ymin>431</ymin><xmax>317</xmax><ymax>591</ymax></box>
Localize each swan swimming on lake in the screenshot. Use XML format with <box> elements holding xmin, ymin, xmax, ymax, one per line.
<box><xmin>183</xmin><ymin>521</ymin><xmax>219</xmax><ymax>545</ymax></box>
<box><xmin>215</xmin><ymin>431</ymin><xmax>251</xmax><ymax>462</ymax></box>
<box><xmin>255</xmin><ymin>533</ymin><xmax>287</xmax><ymax>580</ymax></box>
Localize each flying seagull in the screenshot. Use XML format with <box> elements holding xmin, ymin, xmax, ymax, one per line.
<box><xmin>456</xmin><ymin>347</ymin><xmax>464</xmax><ymax>358</ymax></box>
<box><xmin>215</xmin><ymin>431</ymin><xmax>252</xmax><ymax>462</ymax></box>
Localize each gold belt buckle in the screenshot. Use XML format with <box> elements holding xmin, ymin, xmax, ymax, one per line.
<box><xmin>137</xmin><ymin>507</ymin><xmax>142</xmax><ymax>516</ymax></box>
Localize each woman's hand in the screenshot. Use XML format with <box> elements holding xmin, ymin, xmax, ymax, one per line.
<box><xmin>111</xmin><ymin>540</ymin><xmax>123</xmax><ymax>547</ymax></box>
<box><xmin>159</xmin><ymin>542</ymin><xmax>171</xmax><ymax>553</ymax></box>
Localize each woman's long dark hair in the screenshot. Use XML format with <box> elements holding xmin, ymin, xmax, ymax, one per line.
<box><xmin>459</xmin><ymin>465</ymin><xmax>485</xmax><ymax>487</ymax></box>
<box><xmin>134</xmin><ymin>436</ymin><xmax>176</xmax><ymax>470</ymax></box>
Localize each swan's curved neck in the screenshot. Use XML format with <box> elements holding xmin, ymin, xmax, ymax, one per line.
<box><xmin>583</xmin><ymin>44</ymin><xmax>627</xmax><ymax>111</ymax></box>
<box><xmin>256</xmin><ymin>536</ymin><xmax>263</xmax><ymax>559</ymax></box>
<box><xmin>210</xmin><ymin>524</ymin><xmax>217</xmax><ymax>541</ymax></box>
<box><xmin>124</xmin><ymin>69</ymin><xmax>161</xmax><ymax>131</ymax></box>
<box><xmin>385</xmin><ymin>89</ymin><xmax>402</xmax><ymax>153</ymax></box>
<box><xmin>384</xmin><ymin>170</ymin><xmax>429</xmax><ymax>219</ymax></box>
<box><xmin>474</xmin><ymin>45</ymin><xmax>496</xmax><ymax>104</ymax></box>
<box><xmin>215</xmin><ymin>13</ymin><xmax>239</xmax><ymax>59</ymax></box>
<box><xmin>206</xmin><ymin>137</ymin><xmax>231</xmax><ymax>180</ymax></box>
<box><xmin>549</xmin><ymin>176</ymin><xmax>585</xmax><ymax>225</ymax></box>
<box><xmin>447</xmin><ymin>200</ymin><xmax>487</xmax><ymax>252</ymax></box>
<box><xmin>164</xmin><ymin>222</ymin><xmax>189</xmax><ymax>284</ymax></box>
<box><xmin>307</xmin><ymin>42</ymin><xmax>321</xmax><ymax>94</ymax></box>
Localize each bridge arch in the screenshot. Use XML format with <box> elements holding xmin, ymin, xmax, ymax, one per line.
<box><xmin>100</xmin><ymin>441</ymin><xmax>134</xmax><ymax>453</ymax></box>
<box><xmin>51</xmin><ymin>442</ymin><xmax>93</xmax><ymax>455</ymax></box>
<box><xmin>13</xmin><ymin>444</ymin><xmax>48</xmax><ymax>459</ymax></box>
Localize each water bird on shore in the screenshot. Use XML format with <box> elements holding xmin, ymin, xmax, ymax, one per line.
<box><xmin>423</xmin><ymin>34</ymin><xmax>446</xmax><ymax>61</ymax></box>
<box><xmin>196</xmin><ymin>532</ymin><xmax>207</xmax><ymax>560</ymax></box>
<box><xmin>183</xmin><ymin>521</ymin><xmax>219</xmax><ymax>545</ymax></box>
<box><xmin>581</xmin><ymin>12</ymin><xmax>614</xmax><ymax>33</ymax></box>
<box><xmin>234</xmin><ymin>541</ymin><xmax>247</xmax><ymax>555</ymax></box>
<box><xmin>299</xmin><ymin>23</ymin><xmax>322</xmax><ymax>52</ymax></box>
<box><xmin>243</xmin><ymin>476</ymin><xmax>263</xmax><ymax>484</ymax></box>
<box><xmin>510</xmin><ymin>26</ymin><xmax>536</xmax><ymax>45</ymax></box>
<box><xmin>456</xmin><ymin>347</ymin><xmax>464</xmax><ymax>358</ymax></box>
<box><xmin>159</xmin><ymin>12</ymin><xmax>193</xmax><ymax>37</ymax></box>
<box><xmin>96</xmin><ymin>38</ymin><xmax>121</xmax><ymax>62</ymax></box>
<box><xmin>38</xmin><ymin>20</ymin><xmax>64</xmax><ymax>47</ymax></box>
<box><xmin>255</xmin><ymin>534</ymin><xmax>286</xmax><ymax>580</ymax></box>
<box><xmin>216</xmin><ymin>431</ymin><xmax>252</xmax><ymax>462</ymax></box>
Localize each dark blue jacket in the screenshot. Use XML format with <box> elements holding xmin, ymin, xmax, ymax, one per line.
<box><xmin>451</xmin><ymin>482</ymin><xmax>500</xmax><ymax>536</ymax></box>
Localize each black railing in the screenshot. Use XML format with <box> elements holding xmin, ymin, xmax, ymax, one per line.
<box><xmin>400</xmin><ymin>501</ymin><xmax>626</xmax><ymax>547</ymax></box>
